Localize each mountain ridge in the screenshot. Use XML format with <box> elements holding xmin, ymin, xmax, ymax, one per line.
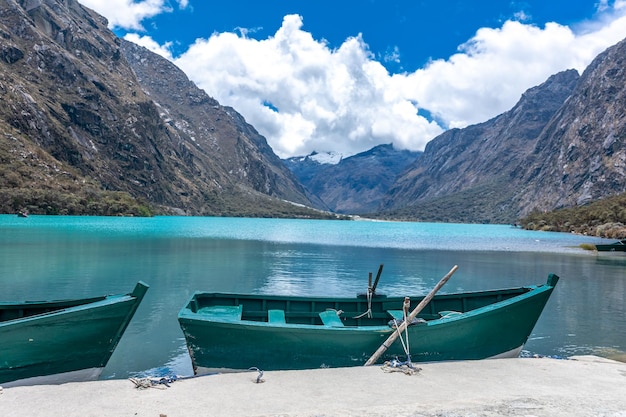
<box><xmin>376</xmin><ymin>69</ymin><xmax>581</xmax><ymax>223</ymax></box>
<box><xmin>1</xmin><ymin>0</ymin><xmax>625</xmax><ymax>223</ymax></box>
<box><xmin>284</xmin><ymin>144</ymin><xmax>420</xmax><ymax>214</ymax></box>
<box><xmin>0</xmin><ymin>0</ymin><xmax>327</xmax><ymax>217</ymax></box>
<box><xmin>514</xmin><ymin>37</ymin><xmax>626</xmax><ymax>214</ymax></box>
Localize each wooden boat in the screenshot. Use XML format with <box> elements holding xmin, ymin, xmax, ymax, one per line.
<box><xmin>595</xmin><ymin>239</ymin><xmax>626</xmax><ymax>251</ymax></box>
<box><xmin>0</xmin><ymin>282</ymin><xmax>148</xmax><ymax>387</ymax></box>
<box><xmin>178</xmin><ymin>274</ymin><xmax>559</xmax><ymax>373</ymax></box>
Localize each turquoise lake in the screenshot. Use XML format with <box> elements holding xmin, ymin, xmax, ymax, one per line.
<box><xmin>0</xmin><ymin>215</ymin><xmax>624</xmax><ymax>378</ymax></box>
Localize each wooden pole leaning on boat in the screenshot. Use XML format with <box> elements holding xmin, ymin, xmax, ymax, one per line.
<box><xmin>371</xmin><ymin>264</ymin><xmax>384</xmax><ymax>294</ymax></box>
<box><xmin>364</xmin><ymin>265</ymin><xmax>459</xmax><ymax>366</ymax></box>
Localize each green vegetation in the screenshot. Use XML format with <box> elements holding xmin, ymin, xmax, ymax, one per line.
<box><xmin>190</xmin><ymin>189</ymin><xmax>352</xmax><ymax>220</ymax></box>
<box><xmin>0</xmin><ymin>138</ymin><xmax>153</xmax><ymax>216</ymax></box>
<box><xmin>0</xmin><ymin>184</ymin><xmax>348</xmax><ymax>219</ymax></box>
<box><xmin>520</xmin><ymin>193</ymin><xmax>626</xmax><ymax>239</ymax></box>
<box><xmin>0</xmin><ymin>133</ymin><xmax>345</xmax><ymax>219</ymax></box>
<box><xmin>368</xmin><ymin>181</ymin><xmax>517</xmax><ymax>224</ymax></box>
<box><xmin>1</xmin><ymin>188</ymin><xmax>154</xmax><ymax>217</ymax></box>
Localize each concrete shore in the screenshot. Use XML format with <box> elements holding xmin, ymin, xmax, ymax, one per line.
<box><xmin>1</xmin><ymin>356</ymin><xmax>625</xmax><ymax>417</ymax></box>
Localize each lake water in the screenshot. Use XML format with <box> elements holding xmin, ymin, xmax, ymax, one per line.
<box><xmin>0</xmin><ymin>215</ymin><xmax>624</xmax><ymax>379</ymax></box>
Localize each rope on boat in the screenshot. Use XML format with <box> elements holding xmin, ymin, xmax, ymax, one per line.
<box><xmin>355</xmin><ymin>266</ymin><xmax>384</xmax><ymax>319</ymax></box>
<box><xmin>381</xmin><ymin>358</ymin><xmax>422</xmax><ymax>375</ymax></box>
<box><xmin>326</xmin><ymin>308</ymin><xmax>344</xmax><ymax>316</ymax></box>
<box><xmin>402</xmin><ymin>297</ymin><xmax>411</xmax><ymax>362</ymax></box>
<box><xmin>386</xmin><ymin>296</ymin><xmax>417</xmax><ymax>372</ymax></box>
<box><xmin>353</xmin><ymin>287</ymin><xmax>373</xmax><ymax>319</ymax></box>
<box><xmin>391</xmin><ymin>317</ymin><xmax>410</xmax><ymax>356</ymax></box>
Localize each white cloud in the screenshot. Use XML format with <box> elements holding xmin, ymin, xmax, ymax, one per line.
<box><xmin>173</xmin><ymin>15</ymin><xmax>443</xmax><ymax>157</ymax></box>
<box><xmin>123</xmin><ymin>33</ymin><xmax>173</xmax><ymax>60</ymax></box>
<box><xmin>407</xmin><ymin>21</ymin><xmax>585</xmax><ymax>129</ymax></box>
<box><xmin>84</xmin><ymin>1</ymin><xmax>626</xmax><ymax>158</ymax></box>
<box><xmin>513</xmin><ymin>10</ymin><xmax>531</xmax><ymax>22</ymax></box>
<box><xmin>80</xmin><ymin>0</ymin><xmax>173</xmax><ymax>31</ymax></box>
<box><xmin>173</xmin><ymin>10</ymin><xmax>626</xmax><ymax>157</ymax></box>
<box><xmin>419</xmin><ymin>11</ymin><xmax>626</xmax><ymax>129</ymax></box>
<box><xmin>383</xmin><ymin>46</ymin><xmax>401</xmax><ymax>64</ymax></box>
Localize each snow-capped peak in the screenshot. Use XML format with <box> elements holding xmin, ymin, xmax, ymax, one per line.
<box><xmin>308</xmin><ymin>151</ymin><xmax>343</xmax><ymax>165</ymax></box>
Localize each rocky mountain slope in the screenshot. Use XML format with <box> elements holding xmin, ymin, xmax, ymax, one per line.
<box><xmin>514</xmin><ymin>37</ymin><xmax>626</xmax><ymax>214</ymax></box>
<box><xmin>2</xmin><ymin>0</ymin><xmax>624</xmax><ymax>222</ymax></box>
<box><xmin>284</xmin><ymin>144</ymin><xmax>421</xmax><ymax>214</ymax></box>
<box><xmin>380</xmin><ymin>38</ymin><xmax>626</xmax><ymax>223</ymax></box>
<box><xmin>0</xmin><ymin>0</ymin><xmax>322</xmax><ymax>216</ymax></box>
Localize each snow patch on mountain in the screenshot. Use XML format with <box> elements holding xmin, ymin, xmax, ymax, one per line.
<box><xmin>307</xmin><ymin>151</ymin><xmax>343</xmax><ymax>165</ymax></box>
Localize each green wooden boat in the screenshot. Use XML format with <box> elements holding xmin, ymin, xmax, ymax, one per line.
<box><xmin>178</xmin><ymin>274</ymin><xmax>559</xmax><ymax>373</ymax></box>
<box><xmin>595</xmin><ymin>239</ymin><xmax>626</xmax><ymax>251</ymax></box>
<box><xmin>0</xmin><ymin>282</ymin><xmax>148</xmax><ymax>387</ymax></box>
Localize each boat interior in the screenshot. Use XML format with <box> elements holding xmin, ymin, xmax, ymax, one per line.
<box><xmin>0</xmin><ymin>297</ymin><xmax>106</xmax><ymax>323</ymax></box>
<box><xmin>183</xmin><ymin>286</ymin><xmax>534</xmax><ymax>327</ymax></box>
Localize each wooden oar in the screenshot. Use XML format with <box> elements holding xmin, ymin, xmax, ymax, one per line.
<box><xmin>364</xmin><ymin>265</ymin><xmax>459</xmax><ymax>366</ymax></box>
<box><xmin>371</xmin><ymin>264</ymin><xmax>384</xmax><ymax>294</ymax></box>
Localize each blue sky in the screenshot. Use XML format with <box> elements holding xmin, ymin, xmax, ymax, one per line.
<box><xmin>111</xmin><ymin>1</ymin><xmax>601</xmax><ymax>71</ymax></box>
<box><xmin>81</xmin><ymin>0</ymin><xmax>626</xmax><ymax>158</ymax></box>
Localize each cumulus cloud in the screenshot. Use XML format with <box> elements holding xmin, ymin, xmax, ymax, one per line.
<box><xmin>123</xmin><ymin>33</ymin><xmax>173</xmax><ymax>60</ymax></box>
<box><xmin>83</xmin><ymin>1</ymin><xmax>626</xmax><ymax>158</ymax></box>
<box><xmin>173</xmin><ymin>11</ymin><xmax>626</xmax><ymax>157</ymax></box>
<box><xmin>408</xmin><ymin>21</ymin><xmax>584</xmax><ymax>128</ymax></box>
<box><xmin>80</xmin><ymin>0</ymin><xmax>183</xmax><ymax>31</ymax></box>
<box><xmin>173</xmin><ymin>15</ymin><xmax>443</xmax><ymax>157</ymax></box>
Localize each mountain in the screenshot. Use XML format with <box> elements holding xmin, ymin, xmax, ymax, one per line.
<box><xmin>378</xmin><ymin>35</ymin><xmax>626</xmax><ymax>224</ymax></box>
<box><xmin>3</xmin><ymin>0</ymin><xmax>625</xmax><ymax>222</ymax></box>
<box><xmin>380</xmin><ymin>69</ymin><xmax>580</xmax><ymax>223</ymax></box>
<box><xmin>514</xmin><ymin>37</ymin><xmax>626</xmax><ymax>214</ymax></box>
<box><xmin>0</xmin><ymin>0</ymin><xmax>323</xmax><ymax>217</ymax></box>
<box><xmin>119</xmin><ymin>40</ymin><xmax>326</xmax><ymax>212</ymax></box>
<box><xmin>284</xmin><ymin>144</ymin><xmax>421</xmax><ymax>214</ymax></box>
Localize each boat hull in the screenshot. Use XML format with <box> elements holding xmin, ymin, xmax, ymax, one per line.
<box><xmin>178</xmin><ymin>275</ymin><xmax>558</xmax><ymax>371</ymax></box>
<box><xmin>1</xmin><ymin>367</ymin><xmax>103</xmax><ymax>388</ymax></box>
<box><xmin>0</xmin><ymin>282</ymin><xmax>148</xmax><ymax>386</ymax></box>
<box><xmin>595</xmin><ymin>242</ymin><xmax>626</xmax><ymax>251</ymax></box>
